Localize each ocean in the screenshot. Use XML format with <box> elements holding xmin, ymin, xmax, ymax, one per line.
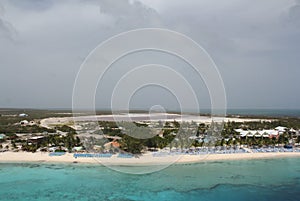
<box><xmin>198</xmin><ymin>108</ymin><xmax>300</xmax><ymax>117</ymax></box>
<box><xmin>226</xmin><ymin>109</ymin><xmax>300</xmax><ymax>118</ymax></box>
<box><xmin>0</xmin><ymin>158</ymin><xmax>300</xmax><ymax>201</ymax></box>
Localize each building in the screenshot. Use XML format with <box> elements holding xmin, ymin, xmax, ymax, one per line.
<box><xmin>72</xmin><ymin>146</ymin><xmax>84</xmax><ymax>152</ymax></box>
<box><xmin>20</xmin><ymin>120</ymin><xmax>29</xmax><ymax>126</ymax></box>
<box><xmin>28</xmin><ymin>136</ymin><xmax>46</xmax><ymax>145</ymax></box>
<box><xmin>19</xmin><ymin>113</ymin><xmax>28</xmax><ymax>117</ymax></box>
<box><xmin>0</xmin><ymin>134</ymin><xmax>6</xmax><ymax>141</ymax></box>
<box><xmin>29</xmin><ymin>121</ymin><xmax>36</xmax><ymax>126</ymax></box>
<box><xmin>275</xmin><ymin>126</ymin><xmax>287</xmax><ymax>133</ymax></box>
<box><xmin>235</xmin><ymin>129</ymin><xmax>280</xmax><ymax>138</ymax></box>
<box><xmin>104</xmin><ymin>141</ymin><xmax>120</xmax><ymax>150</ymax></box>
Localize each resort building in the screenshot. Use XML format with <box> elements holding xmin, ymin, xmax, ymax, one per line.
<box><xmin>0</xmin><ymin>134</ymin><xmax>6</xmax><ymax>141</ymax></box>
<box><xmin>104</xmin><ymin>141</ymin><xmax>120</xmax><ymax>150</ymax></box>
<box><xmin>275</xmin><ymin>126</ymin><xmax>287</xmax><ymax>134</ymax></box>
<box><xmin>72</xmin><ymin>146</ymin><xmax>84</xmax><ymax>152</ymax></box>
<box><xmin>18</xmin><ymin>113</ymin><xmax>28</xmax><ymax>117</ymax></box>
<box><xmin>28</xmin><ymin>136</ymin><xmax>46</xmax><ymax>145</ymax></box>
<box><xmin>235</xmin><ymin>129</ymin><xmax>281</xmax><ymax>138</ymax></box>
<box><xmin>20</xmin><ymin>120</ymin><xmax>29</xmax><ymax>126</ymax></box>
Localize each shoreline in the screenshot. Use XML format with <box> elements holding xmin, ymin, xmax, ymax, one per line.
<box><xmin>40</xmin><ymin>113</ymin><xmax>273</xmax><ymax>128</ymax></box>
<box><xmin>1</xmin><ymin>152</ymin><xmax>300</xmax><ymax>166</ymax></box>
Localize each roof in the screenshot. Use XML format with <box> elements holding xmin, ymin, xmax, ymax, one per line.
<box><xmin>103</xmin><ymin>135</ymin><xmax>122</xmax><ymax>140</ymax></box>
<box><xmin>73</xmin><ymin>146</ymin><xmax>83</xmax><ymax>151</ymax></box>
<box><xmin>189</xmin><ymin>136</ymin><xmax>198</xmax><ymax>140</ymax></box>
<box><xmin>104</xmin><ymin>141</ymin><xmax>120</xmax><ymax>148</ymax></box>
<box><xmin>20</xmin><ymin>120</ymin><xmax>29</xmax><ymax>124</ymax></box>
<box><xmin>275</xmin><ymin>126</ymin><xmax>287</xmax><ymax>132</ymax></box>
<box><xmin>29</xmin><ymin>136</ymin><xmax>45</xmax><ymax>140</ymax></box>
<box><xmin>0</xmin><ymin>134</ymin><xmax>6</xmax><ymax>139</ymax></box>
<box><xmin>111</xmin><ymin>141</ymin><xmax>120</xmax><ymax>147</ymax></box>
<box><xmin>239</xmin><ymin>129</ymin><xmax>279</xmax><ymax>137</ymax></box>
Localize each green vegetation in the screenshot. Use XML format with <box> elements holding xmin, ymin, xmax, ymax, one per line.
<box><xmin>0</xmin><ymin>125</ymin><xmax>55</xmax><ymax>134</ymax></box>
<box><xmin>1</xmin><ymin>109</ymin><xmax>300</xmax><ymax>154</ymax></box>
<box><xmin>54</xmin><ymin>125</ymin><xmax>76</xmax><ymax>134</ymax></box>
<box><xmin>0</xmin><ymin>109</ymin><xmax>73</xmax><ymax>124</ymax></box>
<box><xmin>0</xmin><ymin>110</ymin><xmax>82</xmax><ymax>152</ymax></box>
<box><xmin>43</xmin><ymin>133</ymin><xmax>82</xmax><ymax>152</ymax></box>
<box><xmin>97</xmin><ymin>121</ymin><xmax>122</xmax><ymax>136</ymax></box>
<box><xmin>20</xmin><ymin>133</ymin><xmax>82</xmax><ymax>153</ymax></box>
<box><xmin>22</xmin><ymin>143</ymin><xmax>38</xmax><ymax>153</ymax></box>
<box><xmin>119</xmin><ymin>131</ymin><xmax>176</xmax><ymax>154</ymax></box>
<box><xmin>231</xmin><ymin>119</ymin><xmax>300</xmax><ymax>130</ymax></box>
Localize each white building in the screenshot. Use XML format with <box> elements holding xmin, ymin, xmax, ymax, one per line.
<box><xmin>235</xmin><ymin>129</ymin><xmax>280</xmax><ymax>138</ymax></box>
<box><xmin>19</xmin><ymin>113</ymin><xmax>28</xmax><ymax>117</ymax></box>
<box><xmin>20</xmin><ymin>120</ymin><xmax>29</xmax><ymax>126</ymax></box>
<box><xmin>0</xmin><ymin>134</ymin><xmax>6</xmax><ymax>140</ymax></box>
<box><xmin>275</xmin><ymin>126</ymin><xmax>287</xmax><ymax>133</ymax></box>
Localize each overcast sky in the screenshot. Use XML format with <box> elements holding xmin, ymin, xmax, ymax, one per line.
<box><xmin>0</xmin><ymin>0</ymin><xmax>300</xmax><ymax>110</ymax></box>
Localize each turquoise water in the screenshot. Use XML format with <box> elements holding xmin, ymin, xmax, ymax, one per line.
<box><xmin>0</xmin><ymin>158</ymin><xmax>300</xmax><ymax>201</ymax></box>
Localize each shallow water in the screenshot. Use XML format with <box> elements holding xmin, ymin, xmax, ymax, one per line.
<box><xmin>0</xmin><ymin>158</ymin><xmax>299</xmax><ymax>201</ymax></box>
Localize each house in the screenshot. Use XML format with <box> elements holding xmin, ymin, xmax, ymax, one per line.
<box><xmin>48</xmin><ymin>147</ymin><xmax>56</xmax><ymax>152</ymax></box>
<box><xmin>158</xmin><ymin>130</ymin><xmax>164</xmax><ymax>138</ymax></box>
<box><xmin>28</xmin><ymin>136</ymin><xmax>46</xmax><ymax>145</ymax></box>
<box><xmin>104</xmin><ymin>141</ymin><xmax>120</xmax><ymax>150</ymax></box>
<box><xmin>275</xmin><ymin>126</ymin><xmax>287</xmax><ymax>133</ymax></box>
<box><xmin>103</xmin><ymin>135</ymin><xmax>122</xmax><ymax>140</ymax></box>
<box><xmin>237</xmin><ymin>129</ymin><xmax>279</xmax><ymax>138</ymax></box>
<box><xmin>289</xmin><ymin>128</ymin><xmax>297</xmax><ymax>134</ymax></box>
<box><xmin>0</xmin><ymin>134</ymin><xmax>6</xmax><ymax>141</ymax></box>
<box><xmin>29</xmin><ymin>121</ymin><xmax>36</xmax><ymax>126</ymax></box>
<box><xmin>234</xmin><ymin>129</ymin><xmax>244</xmax><ymax>133</ymax></box>
<box><xmin>19</xmin><ymin>113</ymin><xmax>28</xmax><ymax>117</ymax></box>
<box><xmin>20</xmin><ymin>120</ymin><xmax>29</xmax><ymax>126</ymax></box>
<box><xmin>72</xmin><ymin>146</ymin><xmax>83</xmax><ymax>152</ymax></box>
<box><xmin>188</xmin><ymin>135</ymin><xmax>199</xmax><ymax>140</ymax></box>
<box><xmin>93</xmin><ymin>145</ymin><xmax>103</xmax><ymax>151</ymax></box>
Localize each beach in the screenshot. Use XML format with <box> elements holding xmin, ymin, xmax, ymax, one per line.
<box><xmin>1</xmin><ymin>151</ymin><xmax>300</xmax><ymax>165</ymax></box>
<box><xmin>40</xmin><ymin>113</ymin><xmax>272</xmax><ymax>129</ymax></box>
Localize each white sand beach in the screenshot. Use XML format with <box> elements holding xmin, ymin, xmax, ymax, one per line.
<box><xmin>11</xmin><ymin>113</ymin><xmax>295</xmax><ymax>166</ymax></box>
<box><xmin>1</xmin><ymin>151</ymin><xmax>300</xmax><ymax>166</ymax></box>
<box><xmin>40</xmin><ymin>113</ymin><xmax>273</xmax><ymax>129</ymax></box>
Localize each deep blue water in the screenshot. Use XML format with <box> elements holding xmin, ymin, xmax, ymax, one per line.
<box><xmin>198</xmin><ymin>108</ymin><xmax>300</xmax><ymax>117</ymax></box>
<box><xmin>226</xmin><ymin>109</ymin><xmax>300</xmax><ymax>118</ymax></box>
<box><xmin>0</xmin><ymin>158</ymin><xmax>300</xmax><ymax>201</ymax></box>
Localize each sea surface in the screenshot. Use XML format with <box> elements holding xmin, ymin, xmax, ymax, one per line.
<box><xmin>198</xmin><ymin>108</ymin><xmax>300</xmax><ymax>117</ymax></box>
<box><xmin>0</xmin><ymin>158</ymin><xmax>300</xmax><ymax>201</ymax></box>
<box><xmin>226</xmin><ymin>109</ymin><xmax>300</xmax><ymax>118</ymax></box>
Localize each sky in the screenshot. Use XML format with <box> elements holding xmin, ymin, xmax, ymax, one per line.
<box><xmin>0</xmin><ymin>0</ymin><xmax>300</xmax><ymax>110</ymax></box>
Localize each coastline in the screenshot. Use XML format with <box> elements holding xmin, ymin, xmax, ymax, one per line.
<box><xmin>1</xmin><ymin>151</ymin><xmax>300</xmax><ymax>166</ymax></box>
<box><xmin>40</xmin><ymin>114</ymin><xmax>273</xmax><ymax>128</ymax></box>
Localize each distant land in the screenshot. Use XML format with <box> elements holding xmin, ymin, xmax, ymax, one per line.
<box><xmin>1</xmin><ymin>108</ymin><xmax>300</xmax><ymax>118</ymax></box>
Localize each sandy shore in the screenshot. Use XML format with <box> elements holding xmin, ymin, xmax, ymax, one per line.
<box><xmin>40</xmin><ymin>113</ymin><xmax>271</xmax><ymax>129</ymax></box>
<box><xmin>1</xmin><ymin>152</ymin><xmax>300</xmax><ymax>166</ymax></box>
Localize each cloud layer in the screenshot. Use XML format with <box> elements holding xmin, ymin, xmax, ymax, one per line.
<box><xmin>0</xmin><ymin>0</ymin><xmax>299</xmax><ymax>109</ymax></box>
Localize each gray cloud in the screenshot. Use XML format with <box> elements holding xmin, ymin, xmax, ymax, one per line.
<box><xmin>0</xmin><ymin>0</ymin><xmax>299</xmax><ymax>109</ymax></box>
<box><xmin>289</xmin><ymin>1</ymin><xmax>300</xmax><ymax>27</ymax></box>
<box><xmin>7</xmin><ymin>0</ymin><xmax>54</xmax><ymax>11</ymax></box>
<box><xmin>139</xmin><ymin>0</ymin><xmax>300</xmax><ymax>109</ymax></box>
<box><xmin>0</xmin><ymin>3</ymin><xmax>17</xmax><ymax>41</ymax></box>
<box><xmin>98</xmin><ymin>0</ymin><xmax>162</xmax><ymax>29</ymax></box>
